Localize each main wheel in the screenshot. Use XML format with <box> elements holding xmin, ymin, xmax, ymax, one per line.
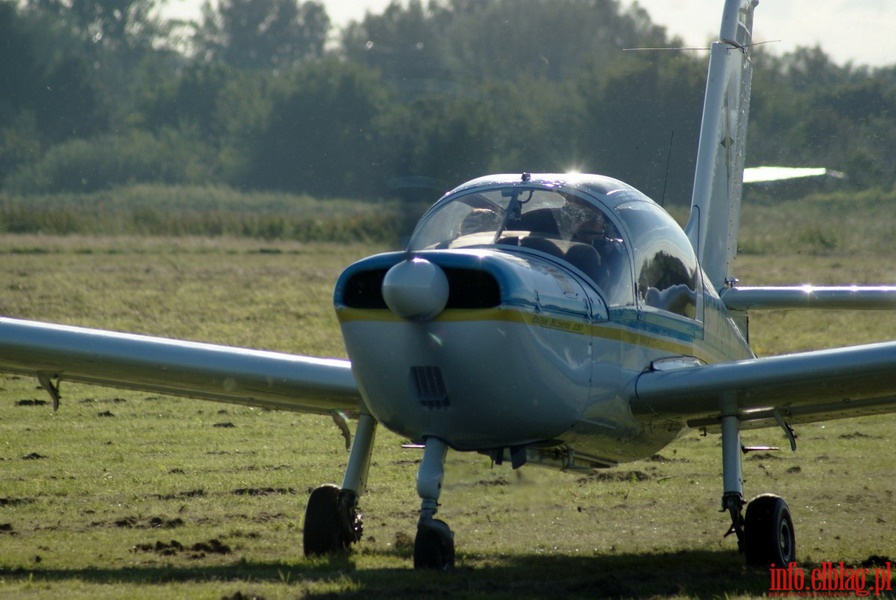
<box><xmin>743</xmin><ymin>494</ymin><xmax>796</xmax><ymax>567</ymax></box>
<box><xmin>303</xmin><ymin>484</ymin><xmax>363</xmax><ymax>556</ymax></box>
<box><xmin>413</xmin><ymin>518</ymin><xmax>455</xmax><ymax>570</ymax></box>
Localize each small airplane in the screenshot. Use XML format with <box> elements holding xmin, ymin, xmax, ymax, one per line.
<box><xmin>2</xmin><ymin>0</ymin><xmax>895</xmax><ymax>570</ymax></box>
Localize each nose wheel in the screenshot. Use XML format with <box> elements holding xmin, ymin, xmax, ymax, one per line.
<box><xmin>414</xmin><ymin>437</ymin><xmax>456</xmax><ymax>569</ymax></box>
<box><xmin>414</xmin><ymin>518</ymin><xmax>455</xmax><ymax>569</ymax></box>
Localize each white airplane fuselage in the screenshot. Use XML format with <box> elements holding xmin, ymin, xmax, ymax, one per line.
<box><xmin>335</xmin><ymin>173</ymin><xmax>754</xmax><ymax>469</ymax></box>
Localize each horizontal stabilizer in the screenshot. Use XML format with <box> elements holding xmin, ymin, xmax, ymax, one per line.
<box><xmin>722</xmin><ymin>285</ymin><xmax>896</xmax><ymax>311</ymax></box>
<box><xmin>743</xmin><ymin>166</ymin><xmax>844</xmax><ymax>183</ymax></box>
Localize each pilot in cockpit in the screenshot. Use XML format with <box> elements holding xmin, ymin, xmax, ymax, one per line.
<box><xmin>571</xmin><ymin>206</ymin><xmax>623</xmax><ymax>252</ymax></box>
<box><xmin>565</xmin><ymin>202</ymin><xmax>623</xmax><ymax>287</ymax></box>
<box><xmin>571</xmin><ymin>211</ymin><xmax>607</xmax><ymax>245</ymax></box>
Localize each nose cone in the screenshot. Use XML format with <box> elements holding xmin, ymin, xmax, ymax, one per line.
<box><xmin>381</xmin><ymin>258</ymin><xmax>449</xmax><ymax>321</ymax></box>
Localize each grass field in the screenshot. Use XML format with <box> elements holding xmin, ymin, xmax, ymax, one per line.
<box><xmin>0</xmin><ymin>196</ymin><xmax>895</xmax><ymax>598</ymax></box>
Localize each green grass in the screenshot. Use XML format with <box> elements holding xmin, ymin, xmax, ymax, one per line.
<box><xmin>0</xmin><ymin>185</ymin><xmax>421</xmax><ymax>244</ymax></box>
<box><xmin>0</xmin><ymin>200</ymin><xmax>894</xmax><ymax>598</ymax></box>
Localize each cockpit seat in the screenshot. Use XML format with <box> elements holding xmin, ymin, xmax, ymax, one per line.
<box><xmin>519</xmin><ymin>236</ymin><xmax>564</xmax><ymax>257</ymax></box>
<box><xmin>565</xmin><ymin>243</ymin><xmax>607</xmax><ymax>286</ymax></box>
<box><xmin>505</xmin><ymin>208</ymin><xmax>560</xmax><ymax>236</ymax></box>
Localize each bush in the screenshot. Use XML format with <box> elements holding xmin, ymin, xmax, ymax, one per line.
<box><xmin>4</xmin><ymin>129</ymin><xmax>213</xmax><ymax>193</ymax></box>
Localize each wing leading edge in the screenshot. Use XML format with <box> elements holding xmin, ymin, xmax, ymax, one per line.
<box><xmin>632</xmin><ymin>341</ymin><xmax>896</xmax><ymax>431</ymax></box>
<box><xmin>0</xmin><ymin>317</ymin><xmax>361</xmax><ymax>414</ymax></box>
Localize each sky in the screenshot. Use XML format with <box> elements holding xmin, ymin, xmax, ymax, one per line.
<box><xmin>161</xmin><ymin>0</ymin><xmax>895</xmax><ymax>68</ymax></box>
<box><xmin>628</xmin><ymin>0</ymin><xmax>894</xmax><ymax>68</ymax></box>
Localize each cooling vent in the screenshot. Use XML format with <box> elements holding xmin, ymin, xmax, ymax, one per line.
<box><xmin>343</xmin><ymin>268</ymin><xmax>389</xmax><ymax>309</ymax></box>
<box><xmin>410</xmin><ymin>366</ymin><xmax>449</xmax><ymax>409</ymax></box>
<box><xmin>443</xmin><ymin>268</ymin><xmax>501</xmax><ymax>308</ymax></box>
<box><xmin>342</xmin><ymin>266</ymin><xmax>500</xmax><ymax>310</ymax></box>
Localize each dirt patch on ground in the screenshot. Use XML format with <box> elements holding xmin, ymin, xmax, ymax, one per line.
<box><xmin>576</xmin><ymin>470</ymin><xmax>651</xmax><ymax>484</ymax></box>
<box><xmin>747</xmin><ymin>452</ymin><xmax>783</xmax><ymax>460</ymax></box>
<box><xmin>15</xmin><ymin>399</ymin><xmax>48</xmax><ymax>407</ymax></box>
<box><xmin>0</xmin><ymin>497</ymin><xmax>35</xmax><ymax>507</ymax></box>
<box><xmin>107</xmin><ymin>516</ymin><xmax>186</xmax><ymax>529</ymax></box>
<box><xmin>151</xmin><ymin>488</ymin><xmax>206</xmax><ymax>501</ymax></box>
<box><xmin>648</xmin><ymin>453</ymin><xmax>690</xmax><ymax>463</ymax></box>
<box><xmin>131</xmin><ymin>538</ymin><xmax>232</xmax><ymax>559</ymax></box>
<box><xmin>232</xmin><ymin>487</ymin><xmax>296</xmax><ymax>496</ymax></box>
<box><xmin>222</xmin><ymin>592</ymin><xmax>267</xmax><ymax>600</ymax></box>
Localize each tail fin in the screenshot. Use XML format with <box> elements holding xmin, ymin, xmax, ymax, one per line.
<box><xmin>684</xmin><ymin>0</ymin><xmax>758</xmax><ymax>291</ymax></box>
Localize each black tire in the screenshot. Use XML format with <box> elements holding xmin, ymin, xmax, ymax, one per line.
<box><xmin>303</xmin><ymin>484</ymin><xmax>343</xmax><ymax>556</ymax></box>
<box><xmin>413</xmin><ymin>519</ymin><xmax>455</xmax><ymax>570</ymax></box>
<box><xmin>743</xmin><ymin>494</ymin><xmax>796</xmax><ymax>567</ymax></box>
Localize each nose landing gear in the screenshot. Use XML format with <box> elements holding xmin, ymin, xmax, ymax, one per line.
<box><xmin>413</xmin><ymin>437</ymin><xmax>456</xmax><ymax>570</ymax></box>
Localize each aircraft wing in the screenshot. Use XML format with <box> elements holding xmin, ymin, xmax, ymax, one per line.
<box><xmin>631</xmin><ymin>341</ymin><xmax>896</xmax><ymax>432</ymax></box>
<box><xmin>0</xmin><ymin>317</ymin><xmax>361</xmax><ymax>414</ymax></box>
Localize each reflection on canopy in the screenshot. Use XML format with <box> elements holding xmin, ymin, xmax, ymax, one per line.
<box><xmin>408</xmin><ymin>182</ymin><xmax>701</xmax><ymax>319</ymax></box>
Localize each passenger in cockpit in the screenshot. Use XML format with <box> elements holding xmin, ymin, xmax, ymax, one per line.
<box><xmin>461</xmin><ymin>208</ymin><xmax>501</xmax><ymax>235</ymax></box>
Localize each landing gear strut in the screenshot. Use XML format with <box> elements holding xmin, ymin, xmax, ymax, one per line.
<box><xmin>720</xmin><ymin>412</ymin><xmax>796</xmax><ymax>566</ymax></box>
<box><xmin>413</xmin><ymin>437</ymin><xmax>455</xmax><ymax>569</ymax></box>
<box><xmin>303</xmin><ymin>413</ymin><xmax>377</xmax><ymax>557</ymax></box>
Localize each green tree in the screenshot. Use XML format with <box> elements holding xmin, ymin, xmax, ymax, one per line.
<box><xmin>245</xmin><ymin>59</ymin><xmax>392</xmax><ymax>198</ymax></box>
<box><xmin>440</xmin><ymin>0</ymin><xmax>669</xmax><ymax>83</ymax></box>
<box><xmin>341</xmin><ymin>0</ymin><xmax>451</xmax><ymax>90</ymax></box>
<box><xmin>342</xmin><ymin>0</ymin><xmax>670</xmax><ymax>87</ymax></box>
<box><xmin>26</xmin><ymin>0</ymin><xmax>164</xmax><ymax>60</ymax></box>
<box><xmin>137</xmin><ymin>61</ymin><xmax>233</xmax><ymax>138</ymax></box>
<box><xmin>339</xmin><ymin>0</ymin><xmax>694</xmax><ymax>200</ymax></box>
<box><xmin>380</xmin><ymin>94</ymin><xmax>499</xmax><ymax>200</ymax></box>
<box><xmin>0</xmin><ymin>2</ymin><xmax>108</xmax><ymax>183</ymax></box>
<box><xmin>197</xmin><ymin>0</ymin><xmax>331</xmax><ymax>70</ymax></box>
<box><xmin>749</xmin><ymin>45</ymin><xmax>896</xmax><ymax>191</ymax></box>
<box><xmin>573</xmin><ymin>52</ymin><xmax>705</xmax><ymax>204</ymax></box>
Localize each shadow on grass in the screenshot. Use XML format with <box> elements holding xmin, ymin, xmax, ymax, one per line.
<box><xmin>0</xmin><ymin>549</ymin><xmax>773</xmax><ymax>598</ymax></box>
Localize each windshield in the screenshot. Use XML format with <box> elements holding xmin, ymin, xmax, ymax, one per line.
<box><xmin>408</xmin><ymin>187</ymin><xmax>634</xmax><ymax>306</ymax></box>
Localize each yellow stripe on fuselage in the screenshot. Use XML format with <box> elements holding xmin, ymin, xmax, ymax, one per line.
<box><xmin>337</xmin><ymin>307</ymin><xmax>710</xmax><ymax>361</ymax></box>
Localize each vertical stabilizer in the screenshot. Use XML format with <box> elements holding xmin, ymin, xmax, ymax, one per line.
<box><xmin>685</xmin><ymin>0</ymin><xmax>757</xmax><ymax>291</ymax></box>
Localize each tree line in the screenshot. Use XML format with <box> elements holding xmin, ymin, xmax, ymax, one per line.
<box><xmin>2</xmin><ymin>0</ymin><xmax>895</xmax><ymax>205</ymax></box>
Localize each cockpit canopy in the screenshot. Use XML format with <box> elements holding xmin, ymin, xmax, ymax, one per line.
<box><xmin>408</xmin><ymin>175</ymin><xmax>701</xmax><ymax>319</ymax></box>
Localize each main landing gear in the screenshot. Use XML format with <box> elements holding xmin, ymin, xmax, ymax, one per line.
<box><xmin>303</xmin><ymin>413</ymin><xmax>376</xmax><ymax>557</ymax></box>
<box><xmin>302</xmin><ymin>416</ymin><xmax>455</xmax><ymax>569</ymax></box>
<box><xmin>720</xmin><ymin>412</ymin><xmax>797</xmax><ymax>567</ymax></box>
